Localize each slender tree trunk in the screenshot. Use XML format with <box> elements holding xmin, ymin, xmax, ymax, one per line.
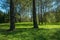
<box><xmin>55</xmin><ymin>0</ymin><xmax>58</xmax><ymax>22</ymax></box>
<box><xmin>40</xmin><ymin>0</ymin><xmax>43</xmax><ymax>24</ymax></box>
<box><xmin>44</xmin><ymin>1</ymin><xmax>46</xmax><ymax>25</ymax></box>
<box><xmin>8</xmin><ymin>0</ymin><xmax>15</xmax><ymax>31</ymax></box>
<box><xmin>18</xmin><ymin>12</ymin><xmax>21</xmax><ymax>22</ymax></box>
<box><xmin>33</xmin><ymin>0</ymin><xmax>38</xmax><ymax>28</ymax></box>
<box><xmin>38</xmin><ymin>0</ymin><xmax>40</xmax><ymax>25</ymax></box>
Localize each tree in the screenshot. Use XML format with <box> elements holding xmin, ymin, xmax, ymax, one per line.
<box><xmin>0</xmin><ymin>11</ymin><xmax>4</xmax><ymax>23</ymax></box>
<box><xmin>40</xmin><ymin>0</ymin><xmax>43</xmax><ymax>24</ymax></box>
<box><xmin>32</xmin><ymin>0</ymin><xmax>38</xmax><ymax>28</ymax></box>
<box><xmin>8</xmin><ymin>0</ymin><xmax>15</xmax><ymax>31</ymax></box>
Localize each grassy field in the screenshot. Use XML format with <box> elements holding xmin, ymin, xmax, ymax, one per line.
<box><xmin>0</xmin><ymin>22</ymin><xmax>60</xmax><ymax>40</ymax></box>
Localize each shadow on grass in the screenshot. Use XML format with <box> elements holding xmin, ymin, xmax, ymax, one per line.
<box><xmin>15</xmin><ymin>24</ymin><xmax>33</xmax><ymax>26</ymax></box>
<box><xmin>0</xmin><ymin>28</ymin><xmax>46</xmax><ymax>35</ymax></box>
<box><xmin>0</xmin><ymin>24</ymin><xmax>33</xmax><ymax>28</ymax></box>
<box><xmin>49</xmin><ymin>29</ymin><xmax>60</xmax><ymax>40</ymax></box>
<box><xmin>0</xmin><ymin>28</ymin><xmax>60</xmax><ymax>40</ymax></box>
<box><xmin>0</xmin><ymin>23</ymin><xmax>33</xmax><ymax>26</ymax></box>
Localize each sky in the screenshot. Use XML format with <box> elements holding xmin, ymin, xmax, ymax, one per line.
<box><xmin>0</xmin><ymin>7</ymin><xmax>6</xmax><ymax>13</ymax></box>
<box><xmin>0</xmin><ymin>0</ymin><xmax>60</xmax><ymax>13</ymax></box>
<box><xmin>0</xmin><ymin>0</ymin><xmax>9</xmax><ymax>13</ymax></box>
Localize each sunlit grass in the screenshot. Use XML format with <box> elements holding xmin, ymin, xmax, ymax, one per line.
<box><xmin>39</xmin><ymin>25</ymin><xmax>60</xmax><ymax>29</ymax></box>
<box><xmin>0</xmin><ymin>22</ymin><xmax>60</xmax><ymax>40</ymax></box>
<box><xmin>0</xmin><ymin>22</ymin><xmax>60</xmax><ymax>29</ymax></box>
<box><xmin>0</xmin><ymin>28</ymin><xmax>60</xmax><ymax>40</ymax></box>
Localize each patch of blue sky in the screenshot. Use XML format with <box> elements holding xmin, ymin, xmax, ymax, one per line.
<box><xmin>0</xmin><ymin>7</ymin><xmax>6</xmax><ymax>13</ymax></box>
<box><xmin>16</xmin><ymin>4</ymin><xmax>21</xmax><ymax>12</ymax></box>
<box><xmin>0</xmin><ymin>0</ymin><xmax>60</xmax><ymax>14</ymax></box>
<box><xmin>51</xmin><ymin>1</ymin><xmax>56</xmax><ymax>5</ymax></box>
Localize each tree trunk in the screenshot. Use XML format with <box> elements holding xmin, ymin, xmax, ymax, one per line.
<box><xmin>8</xmin><ymin>0</ymin><xmax>15</xmax><ymax>31</ymax></box>
<box><xmin>40</xmin><ymin>0</ymin><xmax>43</xmax><ymax>24</ymax></box>
<box><xmin>33</xmin><ymin>0</ymin><xmax>38</xmax><ymax>28</ymax></box>
<box><xmin>38</xmin><ymin>0</ymin><xmax>40</xmax><ymax>25</ymax></box>
<box><xmin>44</xmin><ymin>1</ymin><xmax>46</xmax><ymax>25</ymax></box>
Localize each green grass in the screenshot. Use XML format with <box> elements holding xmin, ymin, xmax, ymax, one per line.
<box><xmin>0</xmin><ymin>22</ymin><xmax>60</xmax><ymax>29</ymax></box>
<box><xmin>0</xmin><ymin>22</ymin><xmax>60</xmax><ymax>40</ymax></box>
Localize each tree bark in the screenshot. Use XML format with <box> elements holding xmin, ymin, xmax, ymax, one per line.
<box><xmin>33</xmin><ymin>0</ymin><xmax>38</xmax><ymax>28</ymax></box>
<box><xmin>40</xmin><ymin>0</ymin><xmax>43</xmax><ymax>24</ymax></box>
<box><xmin>8</xmin><ymin>0</ymin><xmax>15</xmax><ymax>31</ymax></box>
<box><xmin>38</xmin><ymin>0</ymin><xmax>40</xmax><ymax>25</ymax></box>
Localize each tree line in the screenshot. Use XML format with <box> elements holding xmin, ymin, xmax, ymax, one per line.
<box><xmin>0</xmin><ymin>0</ymin><xmax>60</xmax><ymax>31</ymax></box>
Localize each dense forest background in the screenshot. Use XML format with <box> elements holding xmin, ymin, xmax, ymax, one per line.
<box><xmin>0</xmin><ymin>0</ymin><xmax>60</xmax><ymax>23</ymax></box>
<box><xmin>0</xmin><ymin>0</ymin><xmax>60</xmax><ymax>40</ymax></box>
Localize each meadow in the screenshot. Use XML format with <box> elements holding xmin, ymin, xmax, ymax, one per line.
<box><xmin>0</xmin><ymin>22</ymin><xmax>60</xmax><ymax>40</ymax></box>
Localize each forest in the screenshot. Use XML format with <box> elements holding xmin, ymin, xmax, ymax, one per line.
<box><xmin>0</xmin><ymin>0</ymin><xmax>60</xmax><ymax>40</ymax></box>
